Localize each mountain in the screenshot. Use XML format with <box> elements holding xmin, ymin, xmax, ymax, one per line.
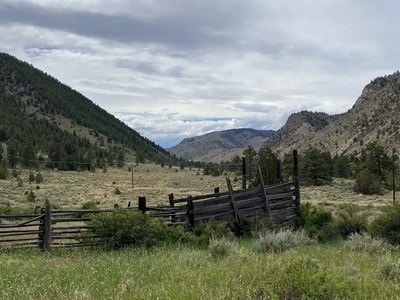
<box><xmin>0</xmin><ymin>52</ymin><xmax>173</xmax><ymax>169</ymax></box>
<box><xmin>265</xmin><ymin>71</ymin><xmax>400</xmax><ymax>156</ymax></box>
<box><xmin>168</xmin><ymin>128</ymin><xmax>276</xmax><ymax>163</ymax></box>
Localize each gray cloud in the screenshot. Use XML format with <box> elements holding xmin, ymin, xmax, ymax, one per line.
<box><xmin>0</xmin><ymin>0</ymin><xmax>399</xmax><ymax>148</ymax></box>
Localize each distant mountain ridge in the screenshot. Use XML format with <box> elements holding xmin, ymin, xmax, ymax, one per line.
<box><xmin>169</xmin><ymin>128</ymin><xmax>275</xmax><ymax>162</ymax></box>
<box><xmin>265</xmin><ymin>71</ymin><xmax>400</xmax><ymax>156</ymax></box>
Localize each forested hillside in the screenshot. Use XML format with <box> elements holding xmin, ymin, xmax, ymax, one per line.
<box><xmin>0</xmin><ymin>53</ymin><xmax>173</xmax><ymax>170</ymax></box>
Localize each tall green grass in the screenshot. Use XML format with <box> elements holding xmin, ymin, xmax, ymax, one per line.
<box><xmin>1</xmin><ymin>243</ymin><xmax>400</xmax><ymax>299</ymax></box>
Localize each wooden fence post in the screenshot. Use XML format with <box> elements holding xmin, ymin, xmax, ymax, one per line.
<box><xmin>138</xmin><ymin>196</ymin><xmax>147</xmax><ymax>213</ymax></box>
<box><xmin>187</xmin><ymin>195</ymin><xmax>195</xmax><ymax>229</ymax></box>
<box><xmin>242</xmin><ymin>157</ymin><xmax>247</xmax><ymax>190</ymax></box>
<box><xmin>43</xmin><ymin>203</ymin><xmax>52</xmax><ymax>251</ymax></box>
<box><xmin>293</xmin><ymin>150</ymin><xmax>301</xmax><ymax>210</ymax></box>
<box><xmin>258</xmin><ymin>165</ymin><xmax>272</xmax><ymax>219</ymax></box>
<box><xmin>226</xmin><ymin>177</ymin><xmax>241</xmax><ymax>235</ymax></box>
<box><xmin>169</xmin><ymin>193</ymin><xmax>176</xmax><ymax>224</ymax></box>
<box><xmin>214</xmin><ymin>187</ymin><xmax>220</xmax><ymax>197</ymax></box>
<box><xmin>276</xmin><ymin>159</ymin><xmax>283</xmax><ymax>183</ymax></box>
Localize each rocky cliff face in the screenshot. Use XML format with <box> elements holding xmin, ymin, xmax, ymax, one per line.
<box><xmin>265</xmin><ymin>71</ymin><xmax>400</xmax><ymax>156</ymax></box>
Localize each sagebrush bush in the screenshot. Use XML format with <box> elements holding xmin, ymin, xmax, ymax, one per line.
<box><xmin>35</xmin><ymin>172</ymin><xmax>44</xmax><ymax>184</ymax></box>
<box><xmin>81</xmin><ymin>201</ymin><xmax>99</xmax><ymax>210</ymax></box>
<box><xmin>318</xmin><ymin>205</ymin><xmax>368</xmax><ymax>242</ymax></box>
<box><xmin>0</xmin><ymin>161</ymin><xmax>7</xmax><ymax>180</ymax></box>
<box><xmin>370</xmin><ymin>204</ymin><xmax>400</xmax><ymax>245</ymax></box>
<box><xmin>296</xmin><ymin>202</ymin><xmax>333</xmax><ymax>237</ymax></box>
<box><xmin>193</xmin><ymin>219</ymin><xmax>232</xmax><ymax>244</ymax></box>
<box><xmin>208</xmin><ymin>237</ymin><xmax>238</xmax><ymax>258</ymax></box>
<box><xmin>378</xmin><ymin>259</ymin><xmax>400</xmax><ymax>281</ymax></box>
<box><xmin>344</xmin><ymin>233</ymin><xmax>395</xmax><ymax>253</ymax></box>
<box><xmin>88</xmin><ymin>210</ymin><xmax>192</xmax><ymax>249</ymax></box>
<box><xmin>354</xmin><ymin>169</ymin><xmax>382</xmax><ymax>195</ymax></box>
<box><xmin>253</xmin><ymin>229</ymin><xmax>314</xmax><ymax>253</ymax></box>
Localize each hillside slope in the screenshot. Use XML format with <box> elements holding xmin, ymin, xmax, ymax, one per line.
<box><xmin>0</xmin><ymin>52</ymin><xmax>173</xmax><ymax>168</ymax></box>
<box><xmin>265</xmin><ymin>72</ymin><xmax>400</xmax><ymax>156</ymax></box>
<box><xmin>169</xmin><ymin>128</ymin><xmax>275</xmax><ymax>162</ymax></box>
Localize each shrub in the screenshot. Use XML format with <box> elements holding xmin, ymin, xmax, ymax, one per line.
<box><xmin>193</xmin><ymin>220</ymin><xmax>232</xmax><ymax>244</ymax></box>
<box><xmin>252</xmin><ymin>229</ymin><xmax>314</xmax><ymax>253</ymax></box>
<box><xmin>296</xmin><ymin>202</ymin><xmax>333</xmax><ymax>237</ymax></box>
<box><xmin>17</xmin><ymin>177</ymin><xmax>23</xmax><ymax>187</ymax></box>
<box><xmin>35</xmin><ymin>172</ymin><xmax>44</xmax><ymax>184</ymax></box>
<box><xmin>28</xmin><ymin>172</ymin><xmax>35</xmax><ymax>183</ymax></box>
<box><xmin>27</xmin><ymin>191</ymin><xmax>36</xmax><ymax>202</ymax></box>
<box><xmin>0</xmin><ymin>161</ymin><xmax>7</xmax><ymax>180</ymax></box>
<box><xmin>88</xmin><ymin>210</ymin><xmax>191</xmax><ymax>249</ymax></box>
<box><xmin>378</xmin><ymin>259</ymin><xmax>400</xmax><ymax>281</ymax></box>
<box><xmin>114</xmin><ymin>188</ymin><xmax>121</xmax><ymax>195</ymax></box>
<box><xmin>318</xmin><ymin>205</ymin><xmax>367</xmax><ymax>242</ymax></box>
<box><xmin>370</xmin><ymin>204</ymin><xmax>400</xmax><ymax>245</ymax></box>
<box><xmin>11</xmin><ymin>168</ymin><xmax>18</xmax><ymax>178</ymax></box>
<box><xmin>354</xmin><ymin>169</ymin><xmax>382</xmax><ymax>195</ymax></box>
<box><xmin>344</xmin><ymin>233</ymin><xmax>395</xmax><ymax>253</ymax></box>
<box><xmin>81</xmin><ymin>201</ymin><xmax>99</xmax><ymax>210</ymax></box>
<box><xmin>208</xmin><ymin>237</ymin><xmax>238</xmax><ymax>258</ymax></box>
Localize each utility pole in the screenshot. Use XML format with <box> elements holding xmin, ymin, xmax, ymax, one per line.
<box><xmin>131</xmin><ymin>164</ymin><xmax>134</xmax><ymax>188</ymax></box>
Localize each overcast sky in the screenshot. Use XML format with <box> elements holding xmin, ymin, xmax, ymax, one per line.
<box><xmin>1</xmin><ymin>0</ymin><xmax>399</xmax><ymax>148</ymax></box>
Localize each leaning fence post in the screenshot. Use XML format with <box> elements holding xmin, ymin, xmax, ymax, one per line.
<box><xmin>43</xmin><ymin>203</ymin><xmax>52</xmax><ymax>251</ymax></box>
<box><xmin>138</xmin><ymin>196</ymin><xmax>147</xmax><ymax>213</ymax></box>
<box><xmin>226</xmin><ymin>177</ymin><xmax>241</xmax><ymax>235</ymax></box>
<box><xmin>258</xmin><ymin>165</ymin><xmax>272</xmax><ymax>219</ymax></box>
<box><xmin>187</xmin><ymin>195</ymin><xmax>195</xmax><ymax>230</ymax></box>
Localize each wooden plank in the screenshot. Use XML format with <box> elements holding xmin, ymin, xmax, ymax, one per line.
<box><xmin>0</xmin><ymin>223</ymin><xmax>41</xmax><ymax>229</ymax></box>
<box><xmin>269</xmin><ymin>199</ymin><xmax>296</xmax><ymax>210</ymax></box>
<box><xmin>52</xmin><ymin>217</ymin><xmax>92</xmax><ymax>223</ymax></box>
<box><xmin>235</xmin><ymin>197</ymin><xmax>262</xmax><ymax>209</ymax></box>
<box><xmin>258</xmin><ymin>165</ymin><xmax>272</xmax><ymax>218</ymax></box>
<box><xmin>238</xmin><ymin>205</ymin><xmax>265</xmax><ymax>214</ymax></box>
<box><xmin>271</xmin><ymin>207</ymin><xmax>297</xmax><ymax>221</ymax></box>
<box><xmin>0</xmin><ymin>237</ymin><xmax>39</xmax><ymax>243</ymax></box>
<box><xmin>0</xmin><ymin>214</ymin><xmax>41</xmax><ymax>219</ymax></box>
<box><xmin>0</xmin><ymin>228</ymin><xmax>40</xmax><ymax>234</ymax></box>
<box><xmin>192</xmin><ymin>196</ymin><xmax>230</xmax><ymax>209</ymax></box>
<box><xmin>194</xmin><ymin>210</ymin><xmax>234</xmax><ymax>222</ymax></box>
<box><xmin>194</xmin><ymin>202</ymin><xmax>231</xmax><ymax>215</ymax></box>
<box><xmin>266</xmin><ymin>190</ymin><xmax>296</xmax><ymax>201</ymax></box>
<box><xmin>0</xmin><ymin>230</ymin><xmax>41</xmax><ymax>237</ymax></box>
<box><xmin>52</xmin><ymin>225</ymin><xmax>94</xmax><ymax>230</ymax></box>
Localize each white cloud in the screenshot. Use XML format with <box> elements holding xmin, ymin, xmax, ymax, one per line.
<box><xmin>0</xmin><ymin>1</ymin><xmax>399</xmax><ymax>147</ymax></box>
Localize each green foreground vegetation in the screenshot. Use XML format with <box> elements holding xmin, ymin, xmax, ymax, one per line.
<box><xmin>1</xmin><ymin>242</ymin><xmax>399</xmax><ymax>299</ymax></box>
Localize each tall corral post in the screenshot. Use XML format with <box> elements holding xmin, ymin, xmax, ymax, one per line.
<box><xmin>169</xmin><ymin>193</ymin><xmax>176</xmax><ymax>224</ymax></box>
<box><xmin>38</xmin><ymin>207</ymin><xmax>45</xmax><ymax>249</ymax></box>
<box><xmin>187</xmin><ymin>195</ymin><xmax>195</xmax><ymax>230</ymax></box>
<box><xmin>293</xmin><ymin>150</ymin><xmax>300</xmax><ymax>210</ymax></box>
<box><xmin>258</xmin><ymin>165</ymin><xmax>272</xmax><ymax>219</ymax></box>
<box><xmin>138</xmin><ymin>196</ymin><xmax>147</xmax><ymax>213</ymax></box>
<box><xmin>214</xmin><ymin>187</ymin><xmax>220</xmax><ymax>197</ymax></box>
<box><xmin>242</xmin><ymin>157</ymin><xmax>247</xmax><ymax>190</ymax></box>
<box><xmin>43</xmin><ymin>203</ymin><xmax>52</xmax><ymax>251</ymax></box>
<box><xmin>276</xmin><ymin>159</ymin><xmax>283</xmax><ymax>183</ymax></box>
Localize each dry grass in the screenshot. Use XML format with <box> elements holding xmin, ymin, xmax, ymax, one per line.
<box><xmin>0</xmin><ymin>164</ymin><xmax>242</xmax><ymax>210</ymax></box>
<box><xmin>0</xmin><ymin>166</ymin><xmax>395</xmax><ymax>215</ymax></box>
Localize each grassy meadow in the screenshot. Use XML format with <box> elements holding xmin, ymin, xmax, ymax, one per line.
<box><xmin>1</xmin><ymin>242</ymin><xmax>400</xmax><ymax>299</ymax></box>
<box><xmin>1</xmin><ymin>163</ymin><xmax>399</xmax><ymax>299</ymax></box>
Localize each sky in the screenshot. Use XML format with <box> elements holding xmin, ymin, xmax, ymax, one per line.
<box><xmin>1</xmin><ymin>1</ymin><xmax>399</xmax><ymax>148</ymax></box>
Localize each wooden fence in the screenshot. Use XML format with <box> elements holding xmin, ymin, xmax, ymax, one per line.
<box><xmin>0</xmin><ymin>151</ymin><xmax>301</xmax><ymax>250</ymax></box>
